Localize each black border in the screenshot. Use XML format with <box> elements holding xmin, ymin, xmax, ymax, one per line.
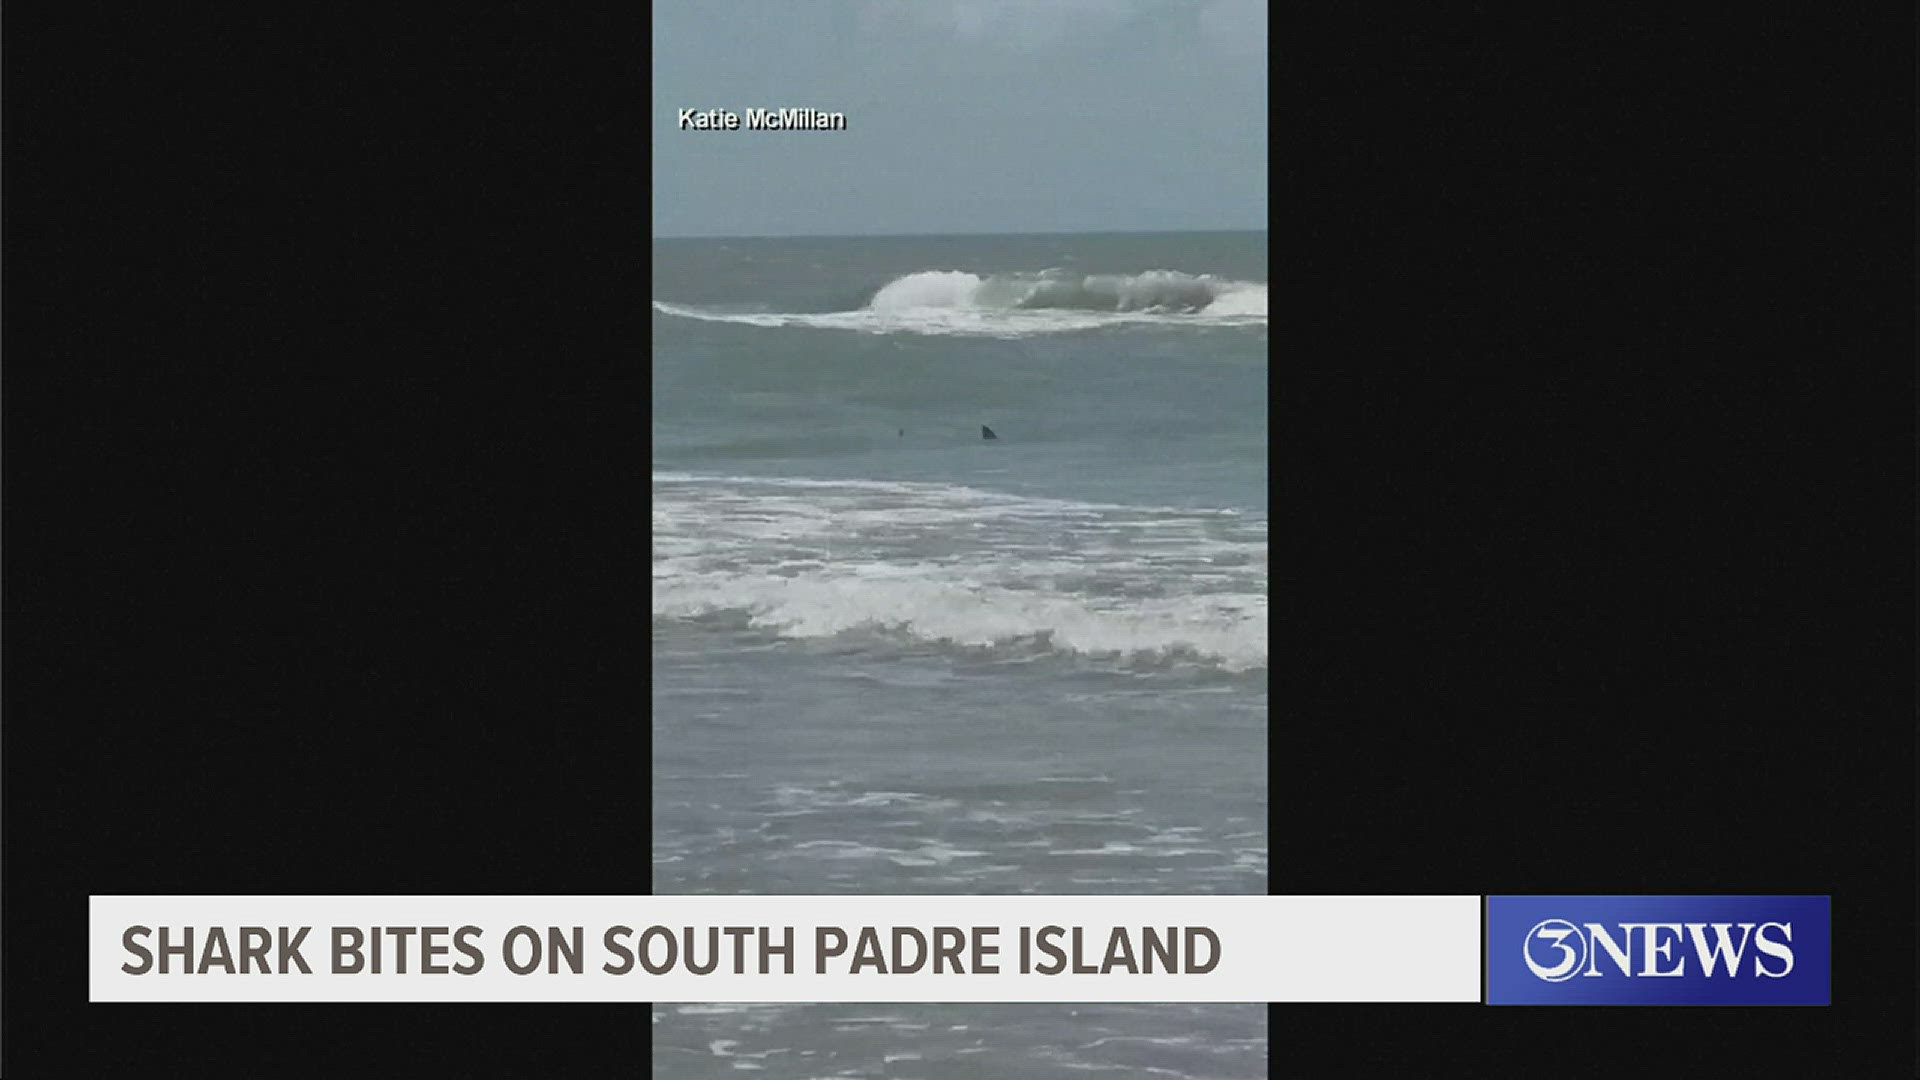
<box><xmin>4</xmin><ymin>6</ymin><xmax>654</xmax><ymax>1075</ymax></box>
<box><xmin>1272</xmin><ymin>5</ymin><xmax>1914</xmax><ymax>1075</ymax></box>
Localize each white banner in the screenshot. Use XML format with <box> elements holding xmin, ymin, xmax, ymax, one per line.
<box><xmin>89</xmin><ymin>894</ymin><xmax>1480</xmax><ymax>1003</ymax></box>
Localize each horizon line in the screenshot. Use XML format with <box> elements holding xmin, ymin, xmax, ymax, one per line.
<box><xmin>652</xmin><ymin>226</ymin><xmax>1269</xmax><ymax>241</ymax></box>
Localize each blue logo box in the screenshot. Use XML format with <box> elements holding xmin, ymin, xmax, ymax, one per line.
<box><xmin>1485</xmin><ymin>895</ymin><xmax>1829</xmax><ymax>1005</ymax></box>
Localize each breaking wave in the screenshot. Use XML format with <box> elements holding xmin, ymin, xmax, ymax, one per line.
<box><xmin>652</xmin><ymin>269</ymin><xmax>1266</xmax><ymax>337</ymax></box>
<box><xmin>653</xmin><ymin>472</ymin><xmax>1268</xmax><ymax>672</ymax></box>
<box><xmin>868</xmin><ymin>269</ymin><xmax>1264</xmax><ymax>314</ymax></box>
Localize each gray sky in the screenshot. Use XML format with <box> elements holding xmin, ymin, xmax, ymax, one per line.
<box><xmin>653</xmin><ymin>0</ymin><xmax>1267</xmax><ymax>237</ymax></box>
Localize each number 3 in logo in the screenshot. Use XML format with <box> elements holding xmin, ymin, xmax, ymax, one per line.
<box><xmin>1523</xmin><ymin>919</ymin><xmax>1587</xmax><ymax>982</ymax></box>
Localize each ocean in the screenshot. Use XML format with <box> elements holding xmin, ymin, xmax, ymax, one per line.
<box><xmin>652</xmin><ymin>232</ymin><xmax>1268</xmax><ymax>1078</ymax></box>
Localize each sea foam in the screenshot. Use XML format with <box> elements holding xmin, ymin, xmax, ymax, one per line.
<box><xmin>653</xmin><ymin>268</ymin><xmax>1267</xmax><ymax>337</ymax></box>
<box><xmin>653</xmin><ymin>472</ymin><xmax>1267</xmax><ymax>672</ymax></box>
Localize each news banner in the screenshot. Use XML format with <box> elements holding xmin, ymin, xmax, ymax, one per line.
<box><xmin>89</xmin><ymin>894</ymin><xmax>1828</xmax><ymax>1005</ymax></box>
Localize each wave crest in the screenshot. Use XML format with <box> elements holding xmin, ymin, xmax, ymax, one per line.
<box><xmin>870</xmin><ymin>269</ymin><xmax>1265</xmax><ymax>316</ymax></box>
<box><xmin>653</xmin><ymin>268</ymin><xmax>1266</xmax><ymax>336</ymax></box>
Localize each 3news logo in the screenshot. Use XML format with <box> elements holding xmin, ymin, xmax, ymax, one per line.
<box><xmin>1485</xmin><ymin>895</ymin><xmax>1829</xmax><ymax>1005</ymax></box>
<box><xmin>1520</xmin><ymin>917</ymin><xmax>1795</xmax><ymax>982</ymax></box>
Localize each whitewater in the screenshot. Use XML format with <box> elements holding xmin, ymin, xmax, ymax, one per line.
<box><xmin>653</xmin><ymin>267</ymin><xmax>1268</xmax><ymax>336</ymax></box>
<box><xmin>655</xmin><ymin>472</ymin><xmax>1267</xmax><ymax>672</ymax></box>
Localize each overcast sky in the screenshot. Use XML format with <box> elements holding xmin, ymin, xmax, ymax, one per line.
<box><xmin>653</xmin><ymin>0</ymin><xmax>1267</xmax><ymax>237</ymax></box>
